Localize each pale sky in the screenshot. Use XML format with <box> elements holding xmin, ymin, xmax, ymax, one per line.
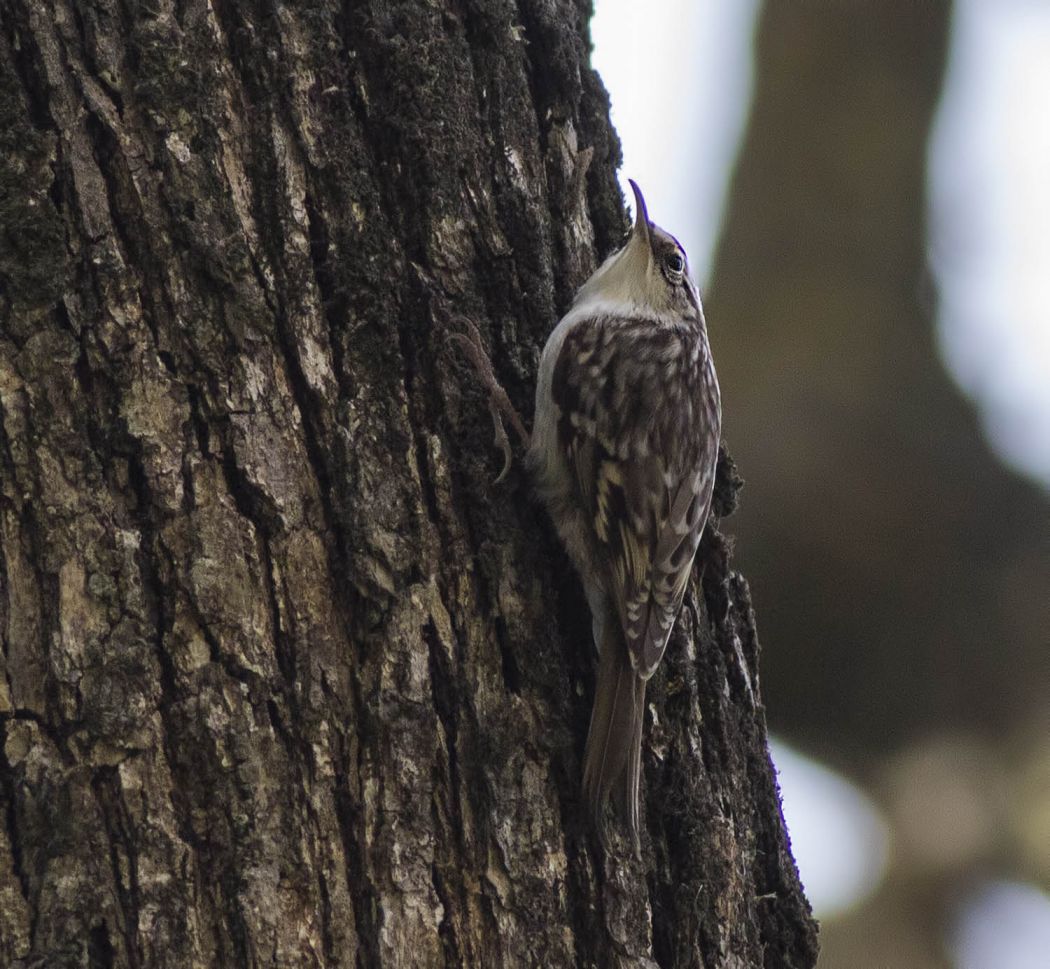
<box><xmin>929</xmin><ymin>0</ymin><xmax>1050</xmax><ymax>487</ymax></box>
<box><xmin>590</xmin><ymin>0</ymin><xmax>759</xmax><ymax>284</ymax></box>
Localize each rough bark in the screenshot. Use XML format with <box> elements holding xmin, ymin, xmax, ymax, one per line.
<box><xmin>0</xmin><ymin>2</ymin><xmax>816</xmax><ymax>967</ymax></box>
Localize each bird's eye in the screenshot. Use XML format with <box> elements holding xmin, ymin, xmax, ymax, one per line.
<box><xmin>665</xmin><ymin>252</ymin><xmax>685</xmax><ymax>276</ymax></box>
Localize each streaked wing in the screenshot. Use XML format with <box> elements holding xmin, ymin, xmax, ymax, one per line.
<box><xmin>622</xmin><ymin>463</ymin><xmax>710</xmax><ymax>674</ymax></box>
<box><xmin>552</xmin><ymin>316</ymin><xmax>717</xmax><ymax>678</ymax></box>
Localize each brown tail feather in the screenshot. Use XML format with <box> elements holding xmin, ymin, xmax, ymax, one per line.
<box><xmin>582</xmin><ymin>621</ymin><xmax>646</xmax><ymax>843</ymax></box>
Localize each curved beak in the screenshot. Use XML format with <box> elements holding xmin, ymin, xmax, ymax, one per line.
<box><xmin>628</xmin><ymin>179</ymin><xmax>652</xmax><ymax>249</ymax></box>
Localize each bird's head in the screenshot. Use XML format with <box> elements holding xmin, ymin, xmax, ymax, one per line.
<box><xmin>576</xmin><ymin>180</ymin><xmax>700</xmax><ymax>319</ymax></box>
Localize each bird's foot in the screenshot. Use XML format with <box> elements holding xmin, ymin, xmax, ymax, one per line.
<box><xmin>450</xmin><ymin>318</ymin><xmax>530</xmax><ymax>482</ymax></box>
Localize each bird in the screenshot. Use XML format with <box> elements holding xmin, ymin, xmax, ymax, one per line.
<box><xmin>528</xmin><ymin>180</ymin><xmax>722</xmax><ymax>843</ymax></box>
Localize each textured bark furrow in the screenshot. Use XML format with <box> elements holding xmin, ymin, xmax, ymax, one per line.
<box><xmin>0</xmin><ymin>0</ymin><xmax>817</xmax><ymax>966</ymax></box>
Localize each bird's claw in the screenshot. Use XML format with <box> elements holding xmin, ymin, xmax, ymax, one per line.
<box><xmin>449</xmin><ymin>320</ymin><xmax>529</xmax><ymax>481</ymax></box>
<box><xmin>488</xmin><ymin>398</ymin><xmax>514</xmax><ymax>483</ymax></box>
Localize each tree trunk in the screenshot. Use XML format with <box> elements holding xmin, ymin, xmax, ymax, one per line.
<box><xmin>0</xmin><ymin>2</ymin><xmax>816</xmax><ymax>967</ymax></box>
